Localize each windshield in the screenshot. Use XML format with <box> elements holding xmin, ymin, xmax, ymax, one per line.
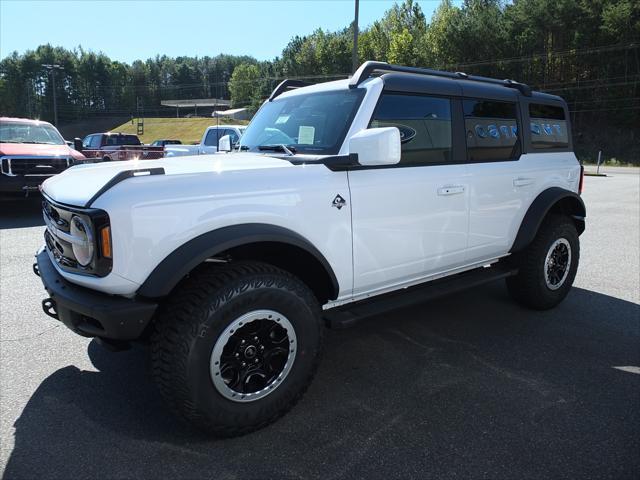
<box><xmin>240</xmin><ymin>89</ymin><xmax>365</xmax><ymax>155</ymax></box>
<box><xmin>0</xmin><ymin>121</ymin><xmax>66</xmax><ymax>145</ymax></box>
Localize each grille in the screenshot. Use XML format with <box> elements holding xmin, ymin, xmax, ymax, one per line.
<box><xmin>43</xmin><ymin>198</ymin><xmax>79</xmax><ymax>269</ymax></box>
<box><xmin>6</xmin><ymin>157</ymin><xmax>72</xmax><ymax>176</ymax></box>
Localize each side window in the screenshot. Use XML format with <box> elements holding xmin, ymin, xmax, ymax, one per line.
<box><xmin>370</xmin><ymin>93</ymin><xmax>452</xmax><ymax>165</ymax></box>
<box><xmin>90</xmin><ymin>135</ymin><xmax>102</xmax><ymax>148</ymax></box>
<box><xmin>228</xmin><ymin>130</ymin><xmax>239</xmax><ymax>144</ymax></box>
<box><xmin>82</xmin><ymin>135</ymin><xmax>93</xmax><ymax>149</ymax></box>
<box><xmin>464</xmin><ymin>99</ymin><xmax>520</xmax><ymax>162</ymax></box>
<box><xmin>204</xmin><ymin>128</ymin><xmax>221</xmax><ymax>147</ymax></box>
<box><xmin>529</xmin><ymin>103</ymin><xmax>568</xmax><ymax>149</ymax></box>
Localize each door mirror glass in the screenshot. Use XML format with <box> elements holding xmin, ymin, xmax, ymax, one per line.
<box><xmin>218</xmin><ymin>135</ymin><xmax>232</xmax><ymax>152</ymax></box>
<box><xmin>348</xmin><ymin>127</ymin><xmax>401</xmax><ymax>166</ymax></box>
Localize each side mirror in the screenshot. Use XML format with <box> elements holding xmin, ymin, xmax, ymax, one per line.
<box><xmin>73</xmin><ymin>138</ymin><xmax>83</xmax><ymax>152</ymax></box>
<box><xmin>218</xmin><ymin>135</ymin><xmax>232</xmax><ymax>152</ymax></box>
<box><xmin>348</xmin><ymin>127</ymin><xmax>401</xmax><ymax>166</ymax></box>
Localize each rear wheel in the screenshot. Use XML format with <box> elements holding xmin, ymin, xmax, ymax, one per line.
<box><xmin>506</xmin><ymin>215</ymin><xmax>580</xmax><ymax>310</ymax></box>
<box><xmin>150</xmin><ymin>261</ymin><xmax>323</xmax><ymax>437</ymax></box>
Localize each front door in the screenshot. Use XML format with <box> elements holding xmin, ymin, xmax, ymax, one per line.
<box><xmin>348</xmin><ymin>93</ymin><xmax>469</xmax><ymax>297</ymax></box>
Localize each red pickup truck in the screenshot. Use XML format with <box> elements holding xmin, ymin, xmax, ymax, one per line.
<box><xmin>79</xmin><ymin>132</ymin><xmax>164</xmax><ymax>161</ymax></box>
<box><xmin>1</xmin><ymin>117</ymin><xmax>87</xmax><ymax>197</ymax></box>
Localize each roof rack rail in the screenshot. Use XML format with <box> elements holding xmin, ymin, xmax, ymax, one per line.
<box><xmin>268</xmin><ymin>79</ymin><xmax>311</xmax><ymax>101</ymax></box>
<box><xmin>349</xmin><ymin>61</ymin><xmax>532</xmax><ymax>97</ymax></box>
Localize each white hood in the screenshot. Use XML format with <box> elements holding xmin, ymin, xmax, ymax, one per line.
<box><xmin>42</xmin><ymin>153</ymin><xmax>291</xmax><ymax>207</ymax></box>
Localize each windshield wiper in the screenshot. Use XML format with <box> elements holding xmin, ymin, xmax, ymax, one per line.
<box><xmin>258</xmin><ymin>144</ymin><xmax>296</xmax><ymax>155</ymax></box>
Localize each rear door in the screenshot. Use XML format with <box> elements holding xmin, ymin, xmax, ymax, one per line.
<box><xmin>463</xmin><ymin>96</ymin><xmax>535</xmax><ymax>263</ymax></box>
<box><xmin>348</xmin><ymin>92</ymin><xmax>470</xmax><ymax>297</ymax></box>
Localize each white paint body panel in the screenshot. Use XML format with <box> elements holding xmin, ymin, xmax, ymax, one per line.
<box><xmin>466</xmin><ymin>151</ymin><xmax>580</xmax><ymax>263</ymax></box>
<box><xmin>44</xmin><ymin>153</ymin><xmax>353</xmax><ymax>298</ymax></box>
<box><xmin>349</xmin><ymin>164</ymin><xmax>469</xmax><ymax>295</ymax></box>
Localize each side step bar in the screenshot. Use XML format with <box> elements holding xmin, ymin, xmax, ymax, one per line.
<box><xmin>324</xmin><ymin>265</ymin><xmax>517</xmax><ymax>329</ymax></box>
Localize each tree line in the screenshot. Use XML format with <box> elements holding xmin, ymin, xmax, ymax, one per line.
<box><xmin>1</xmin><ymin>0</ymin><xmax>638</xmax><ymax>161</ymax></box>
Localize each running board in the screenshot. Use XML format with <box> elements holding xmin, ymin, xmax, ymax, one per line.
<box><xmin>324</xmin><ymin>265</ymin><xmax>517</xmax><ymax>329</ymax></box>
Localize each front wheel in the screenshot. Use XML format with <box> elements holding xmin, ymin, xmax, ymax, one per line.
<box><xmin>150</xmin><ymin>261</ymin><xmax>323</xmax><ymax>437</ymax></box>
<box><xmin>506</xmin><ymin>215</ymin><xmax>580</xmax><ymax>310</ymax></box>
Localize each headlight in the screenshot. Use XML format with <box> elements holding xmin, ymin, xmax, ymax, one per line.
<box><xmin>70</xmin><ymin>215</ymin><xmax>94</xmax><ymax>267</ymax></box>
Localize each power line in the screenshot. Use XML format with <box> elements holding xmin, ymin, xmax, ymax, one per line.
<box><xmin>542</xmin><ymin>80</ymin><xmax>639</xmax><ymax>93</ymax></box>
<box><xmin>569</xmin><ymin>105</ymin><xmax>640</xmax><ymax>113</ymax></box>
<box><xmin>448</xmin><ymin>43</ymin><xmax>638</xmax><ymax>70</ymax></box>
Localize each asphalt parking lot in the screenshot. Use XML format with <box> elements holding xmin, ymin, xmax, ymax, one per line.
<box><xmin>1</xmin><ymin>168</ymin><xmax>639</xmax><ymax>480</ymax></box>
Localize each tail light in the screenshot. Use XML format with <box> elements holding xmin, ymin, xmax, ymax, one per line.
<box><xmin>578</xmin><ymin>165</ymin><xmax>584</xmax><ymax>194</ymax></box>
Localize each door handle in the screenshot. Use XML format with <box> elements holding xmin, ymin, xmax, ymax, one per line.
<box><xmin>437</xmin><ymin>185</ymin><xmax>465</xmax><ymax>196</ymax></box>
<box><xmin>513</xmin><ymin>177</ymin><xmax>534</xmax><ymax>187</ymax></box>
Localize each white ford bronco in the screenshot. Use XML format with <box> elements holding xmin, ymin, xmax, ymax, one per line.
<box><xmin>35</xmin><ymin>61</ymin><xmax>585</xmax><ymax>437</ymax></box>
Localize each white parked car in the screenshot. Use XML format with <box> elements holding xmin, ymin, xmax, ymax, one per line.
<box><xmin>34</xmin><ymin>61</ymin><xmax>585</xmax><ymax>437</ymax></box>
<box><xmin>164</xmin><ymin>125</ymin><xmax>246</xmax><ymax>157</ymax></box>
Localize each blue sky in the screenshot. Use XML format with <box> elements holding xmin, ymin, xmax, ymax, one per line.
<box><xmin>0</xmin><ymin>0</ymin><xmax>446</xmax><ymax>62</ymax></box>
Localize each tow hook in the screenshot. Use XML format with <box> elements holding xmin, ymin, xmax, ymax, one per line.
<box><xmin>42</xmin><ymin>298</ymin><xmax>59</xmax><ymax>320</ymax></box>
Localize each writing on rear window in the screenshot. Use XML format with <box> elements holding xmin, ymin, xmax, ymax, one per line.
<box><xmin>529</xmin><ymin>103</ymin><xmax>568</xmax><ymax>149</ymax></box>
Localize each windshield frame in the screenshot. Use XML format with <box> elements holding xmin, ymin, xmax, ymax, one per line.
<box><xmin>0</xmin><ymin>121</ymin><xmax>66</xmax><ymax>145</ymax></box>
<box><xmin>240</xmin><ymin>88</ymin><xmax>366</xmax><ymax>156</ymax></box>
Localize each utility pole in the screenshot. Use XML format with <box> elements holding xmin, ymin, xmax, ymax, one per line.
<box><xmin>42</xmin><ymin>64</ymin><xmax>64</xmax><ymax>125</ymax></box>
<box><xmin>352</xmin><ymin>0</ymin><xmax>360</xmax><ymax>73</ymax></box>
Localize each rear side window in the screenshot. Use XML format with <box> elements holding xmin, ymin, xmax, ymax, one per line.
<box><xmin>529</xmin><ymin>103</ymin><xmax>568</xmax><ymax>149</ymax></box>
<box><xmin>464</xmin><ymin>99</ymin><xmax>520</xmax><ymax>162</ymax></box>
<box><xmin>105</xmin><ymin>135</ymin><xmax>139</xmax><ymax>146</ymax></box>
<box><xmin>370</xmin><ymin>93</ymin><xmax>452</xmax><ymax>165</ymax></box>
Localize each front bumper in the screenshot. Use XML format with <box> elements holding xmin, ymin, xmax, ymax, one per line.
<box><xmin>34</xmin><ymin>248</ymin><xmax>157</xmax><ymax>340</ymax></box>
<box><xmin>0</xmin><ymin>175</ymin><xmax>49</xmax><ymax>194</ymax></box>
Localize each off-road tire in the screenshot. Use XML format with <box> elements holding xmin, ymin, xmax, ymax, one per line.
<box><xmin>506</xmin><ymin>214</ymin><xmax>580</xmax><ymax>310</ymax></box>
<box><xmin>150</xmin><ymin>261</ymin><xmax>323</xmax><ymax>437</ymax></box>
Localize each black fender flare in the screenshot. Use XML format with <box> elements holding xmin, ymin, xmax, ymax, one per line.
<box><xmin>137</xmin><ymin>223</ymin><xmax>339</xmax><ymax>299</ymax></box>
<box><xmin>510</xmin><ymin>187</ymin><xmax>586</xmax><ymax>253</ymax></box>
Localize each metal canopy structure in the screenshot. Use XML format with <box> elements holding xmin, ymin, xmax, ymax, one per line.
<box><xmin>161</xmin><ymin>98</ymin><xmax>231</xmax><ymax>108</ymax></box>
<box><xmin>161</xmin><ymin>98</ymin><xmax>232</xmax><ymax>117</ymax></box>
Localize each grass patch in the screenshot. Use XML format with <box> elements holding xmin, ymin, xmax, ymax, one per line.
<box><xmin>110</xmin><ymin>117</ymin><xmax>249</xmax><ymax>145</ymax></box>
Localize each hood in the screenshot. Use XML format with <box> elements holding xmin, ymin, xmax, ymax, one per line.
<box><xmin>0</xmin><ymin>142</ymin><xmax>84</xmax><ymax>160</ymax></box>
<box><xmin>41</xmin><ymin>152</ymin><xmax>292</xmax><ymax>207</ymax></box>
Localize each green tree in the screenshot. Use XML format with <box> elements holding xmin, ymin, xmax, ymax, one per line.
<box><xmin>228</xmin><ymin>63</ymin><xmax>261</xmax><ymax>110</ymax></box>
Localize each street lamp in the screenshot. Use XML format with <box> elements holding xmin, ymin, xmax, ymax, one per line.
<box><xmin>42</xmin><ymin>64</ymin><xmax>64</xmax><ymax>125</ymax></box>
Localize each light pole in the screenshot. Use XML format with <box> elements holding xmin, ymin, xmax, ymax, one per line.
<box><xmin>42</xmin><ymin>64</ymin><xmax>64</xmax><ymax>125</ymax></box>
<box><xmin>352</xmin><ymin>0</ymin><xmax>360</xmax><ymax>73</ymax></box>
